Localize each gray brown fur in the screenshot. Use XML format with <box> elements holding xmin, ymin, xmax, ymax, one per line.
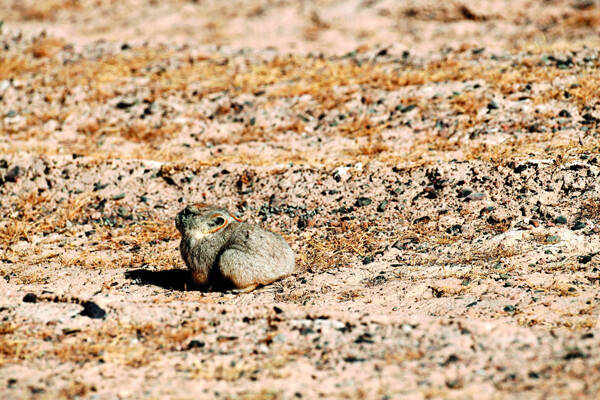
<box><xmin>175</xmin><ymin>204</ymin><xmax>295</xmax><ymax>292</ymax></box>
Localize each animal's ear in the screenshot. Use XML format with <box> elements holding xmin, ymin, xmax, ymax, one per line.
<box><xmin>208</xmin><ymin>213</ymin><xmax>228</xmax><ymax>233</ymax></box>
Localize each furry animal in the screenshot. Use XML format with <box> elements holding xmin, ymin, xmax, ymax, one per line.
<box><xmin>175</xmin><ymin>203</ymin><xmax>295</xmax><ymax>292</ymax></box>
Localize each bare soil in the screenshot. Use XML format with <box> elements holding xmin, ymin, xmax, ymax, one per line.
<box><xmin>1</xmin><ymin>1</ymin><xmax>600</xmax><ymax>399</ymax></box>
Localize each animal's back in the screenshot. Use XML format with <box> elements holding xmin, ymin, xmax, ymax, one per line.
<box><xmin>218</xmin><ymin>223</ymin><xmax>295</xmax><ymax>287</ymax></box>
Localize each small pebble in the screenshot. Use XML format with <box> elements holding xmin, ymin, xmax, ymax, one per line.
<box><xmin>546</xmin><ymin>235</ymin><xmax>561</xmax><ymax>244</ymax></box>
<box><xmin>572</xmin><ymin>221</ymin><xmax>586</xmax><ymax>230</ymax></box>
<box><xmin>466</xmin><ymin>192</ymin><xmax>485</xmax><ymax>201</ymax></box>
<box><xmin>503</xmin><ymin>305</ymin><xmax>516</xmax><ymax>313</ymax></box>
<box><xmin>558</xmin><ymin>109</ymin><xmax>571</xmax><ymax>118</ymax></box>
<box><xmin>555</xmin><ymin>215</ymin><xmax>567</xmax><ymax>224</ymax></box>
<box><xmin>187</xmin><ymin>340</ymin><xmax>205</xmax><ymax>349</ymax></box>
<box><xmin>446</xmin><ymin>224</ymin><xmax>462</xmax><ymax>234</ymax></box>
<box><xmin>377</xmin><ymin>200</ymin><xmax>388</xmax><ymax>212</ymax></box>
<box><xmin>355</xmin><ymin>197</ymin><xmax>372</xmax><ymax>207</ymax></box>
<box><xmin>458</xmin><ymin>188</ymin><xmax>472</xmax><ymax>198</ymax></box>
<box><xmin>80</xmin><ymin>301</ymin><xmax>106</xmax><ymax>319</ymax></box>
<box><xmin>578</xmin><ymin>255</ymin><xmax>592</xmax><ymax>264</ymax></box>
<box><xmin>487</xmin><ymin>100</ymin><xmax>499</xmax><ymax>110</ymax></box>
<box><xmin>23</xmin><ymin>293</ymin><xmax>37</xmax><ymax>303</ymax></box>
<box><xmin>5</xmin><ymin>166</ymin><xmax>21</xmax><ymax>182</ymax></box>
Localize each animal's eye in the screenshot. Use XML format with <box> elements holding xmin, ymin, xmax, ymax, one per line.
<box><xmin>214</xmin><ymin>216</ymin><xmax>226</xmax><ymax>226</ymax></box>
<box><xmin>208</xmin><ymin>216</ymin><xmax>226</xmax><ymax>228</ymax></box>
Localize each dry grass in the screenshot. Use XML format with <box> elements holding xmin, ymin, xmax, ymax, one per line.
<box><xmin>296</xmin><ymin>220</ymin><xmax>388</xmax><ymax>273</ymax></box>
<box><xmin>13</xmin><ymin>0</ymin><xmax>81</xmax><ymax>21</ymax></box>
<box><xmin>0</xmin><ymin>320</ymin><xmax>205</xmax><ymax>366</ymax></box>
<box><xmin>0</xmin><ymin>189</ymin><xmax>182</xmax><ymax>273</ymax></box>
<box><xmin>0</xmin><ymin>191</ymin><xmax>94</xmax><ymax>250</ymax></box>
<box><xmin>28</xmin><ymin>36</ymin><xmax>67</xmax><ymax>58</ymax></box>
<box><xmin>581</xmin><ymin>198</ymin><xmax>600</xmax><ymax>220</ymax></box>
<box><xmin>2</xmin><ymin>34</ymin><xmax>596</xmax><ymax>167</ymax></box>
<box><xmin>565</xmin><ymin>9</ymin><xmax>600</xmax><ymax>28</ymax></box>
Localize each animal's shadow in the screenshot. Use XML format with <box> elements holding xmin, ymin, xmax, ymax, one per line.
<box><xmin>124</xmin><ymin>268</ymin><xmax>237</xmax><ymax>292</ymax></box>
<box><xmin>125</xmin><ymin>268</ymin><xmax>199</xmax><ymax>291</ymax></box>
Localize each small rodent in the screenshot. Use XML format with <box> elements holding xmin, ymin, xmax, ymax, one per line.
<box><xmin>175</xmin><ymin>203</ymin><xmax>295</xmax><ymax>293</ymax></box>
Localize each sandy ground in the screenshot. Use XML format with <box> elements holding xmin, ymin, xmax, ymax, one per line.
<box><xmin>1</xmin><ymin>0</ymin><xmax>600</xmax><ymax>399</ymax></box>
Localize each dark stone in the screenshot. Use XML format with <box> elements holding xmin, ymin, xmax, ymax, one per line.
<box><xmin>414</xmin><ymin>216</ymin><xmax>430</xmax><ymax>224</ymax></box>
<box><xmin>578</xmin><ymin>255</ymin><xmax>592</xmax><ymax>264</ymax></box>
<box><xmin>5</xmin><ymin>166</ymin><xmax>20</xmax><ymax>182</ymax></box>
<box><xmin>458</xmin><ymin>188</ymin><xmax>472</xmax><ymax>198</ymax></box>
<box><xmin>300</xmin><ymin>327</ymin><xmax>315</xmax><ymax>335</ymax></box>
<box><xmin>441</xmin><ymin>354</ymin><xmax>459</xmax><ymax>366</ymax></box>
<box><xmin>94</xmin><ymin>198</ymin><xmax>107</xmax><ymax>210</ymax></box>
<box><xmin>446</xmin><ymin>379</ymin><xmax>460</xmax><ymax>389</ymax></box>
<box><xmin>503</xmin><ymin>305</ymin><xmax>516</xmax><ymax>313</ymax></box>
<box><xmin>377</xmin><ymin>200</ymin><xmax>388</xmax><ymax>212</ymax></box>
<box><xmin>162</xmin><ymin>176</ymin><xmax>176</xmax><ymax>186</ymax></box>
<box><xmin>572</xmin><ymin>221</ymin><xmax>586</xmax><ymax>230</ymax></box>
<box><xmin>400</xmin><ymin>104</ymin><xmax>417</xmax><ymax>113</ymax></box>
<box><xmin>564</xmin><ymin>349</ymin><xmax>587</xmax><ymax>360</ymax></box>
<box><xmin>355</xmin><ymin>197</ymin><xmax>372</xmax><ymax>207</ymax></box>
<box><xmin>116</xmin><ymin>99</ymin><xmax>136</xmax><ymax>109</ymax></box>
<box><xmin>555</xmin><ymin>215</ymin><xmax>567</xmax><ymax>224</ymax></box>
<box><xmin>80</xmin><ymin>301</ymin><xmax>106</xmax><ymax>319</ymax></box>
<box><xmin>487</xmin><ymin>100</ymin><xmax>499</xmax><ymax>110</ymax></box>
<box><xmin>446</xmin><ymin>224</ymin><xmax>462</xmax><ymax>234</ymax></box>
<box><xmin>582</xmin><ymin>113</ymin><xmax>597</xmax><ymax>124</ymax></box>
<box><xmin>334</xmin><ymin>206</ymin><xmax>354</xmax><ymax>214</ymax></box>
<box><xmin>558</xmin><ymin>109</ymin><xmax>571</xmax><ymax>118</ymax></box>
<box><xmin>354</xmin><ymin>333</ymin><xmax>375</xmax><ymax>344</ymax></box>
<box><xmin>528</xmin><ymin>371</ymin><xmax>540</xmax><ymax>379</ymax></box>
<box><xmin>93</xmin><ymin>182</ymin><xmax>109</xmax><ymax>191</ymax></box>
<box><xmin>343</xmin><ymin>356</ymin><xmax>366</xmax><ymax>363</ymax></box>
<box><xmin>297</xmin><ymin>215</ymin><xmax>310</xmax><ymax>230</ymax></box>
<box><xmin>513</xmin><ymin>164</ymin><xmax>527</xmax><ymax>173</ymax></box>
<box><xmin>187</xmin><ymin>340</ymin><xmax>205</xmax><ymax>349</ymax></box>
<box><xmin>23</xmin><ymin>293</ymin><xmax>37</xmax><ymax>303</ymax></box>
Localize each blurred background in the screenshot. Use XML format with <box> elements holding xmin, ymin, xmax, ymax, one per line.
<box><xmin>2</xmin><ymin>0</ymin><xmax>600</xmax><ymax>54</ymax></box>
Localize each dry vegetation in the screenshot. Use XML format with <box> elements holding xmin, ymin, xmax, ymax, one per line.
<box><xmin>2</xmin><ymin>35</ymin><xmax>599</xmax><ymax>166</ymax></box>
<box><xmin>1</xmin><ymin>1</ymin><xmax>600</xmax><ymax>398</ymax></box>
